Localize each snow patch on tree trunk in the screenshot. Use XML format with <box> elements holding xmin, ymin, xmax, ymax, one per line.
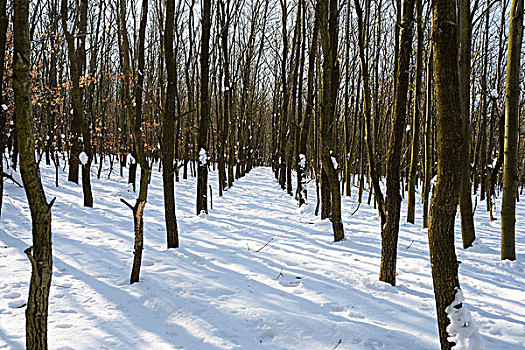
<box><xmin>79</xmin><ymin>152</ymin><xmax>89</xmax><ymax>165</ymax></box>
<box><xmin>199</xmin><ymin>148</ymin><xmax>208</xmax><ymax>165</ymax></box>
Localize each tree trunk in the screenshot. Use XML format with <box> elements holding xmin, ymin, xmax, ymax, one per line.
<box><xmin>428</xmin><ymin>0</ymin><xmax>463</xmax><ymax>347</ymax></box>
<box><xmin>406</xmin><ymin>0</ymin><xmax>422</xmax><ymax>224</ymax></box>
<box><xmin>14</xmin><ymin>0</ymin><xmax>53</xmax><ymax>347</ymax></box>
<box><xmin>501</xmin><ymin>0</ymin><xmax>523</xmax><ymax>261</ymax></box>
<box><xmin>354</xmin><ymin>0</ymin><xmax>386</xmax><ymax>227</ymax></box>
<box><xmin>196</xmin><ymin>0</ymin><xmax>211</xmax><ymax>214</ymax></box>
<box><xmin>296</xmin><ymin>0</ymin><xmax>319</xmax><ymax>206</ymax></box>
<box><xmin>319</xmin><ymin>0</ymin><xmax>344</xmax><ymax>242</ymax></box>
<box><xmin>380</xmin><ymin>0</ymin><xmax>415</xmax><ymax>285</ymax></box>
<box><xmin>0</xmin><ymin>0</ymin><xmax>7</xmax><ymax>218</ymax></box>
<box><xmin>458</xmin><ymin>0</ymin><xmax>476</xmax><ymax>248</ymax></box>
<box><xmin>162</xmin><ymin>0</ymin><xmax>179</xmax><ymax>249</ymax></box>
<box><xmin>422</xmin><ymin>49</ymin><xmax>433</xmax><ymax>229</ymax></box>
<box><xmin>119</xmin><ymin>0</ymin><xmax>150</xmax><ymax>283</ymax></box>
<box><xmin>62</xmin><ymin>0</ymin><xmax>93</xmax><ymax>207</ymax></box>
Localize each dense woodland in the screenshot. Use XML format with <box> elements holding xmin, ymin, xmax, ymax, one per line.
<box><xmin>0</xmin><ymin>0</ymin><xmax>523</xmax><ymax>348</ymax></box>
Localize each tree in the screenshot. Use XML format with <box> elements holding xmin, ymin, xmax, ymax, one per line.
<box><xmin>14</xmin><ymin>0</ymin><xmax>54</xmax><ymax>347</ymax></box>
<box><xmin>296</xmin><ymin>0</ymin><xmax>320</xmax><ymax>207</ymax></box>
<box><xmin>196</xmin><ymin>0</ymin><xmax>211</xmax><ymax>215</ymax></box>
<box><xmin>501</xmin><ymin>0</ymin><xmax>524</xmax><ymax>261</ymax></box>
<box><xmin>0</xmin><ymin>0</ymin><xmax>7</xmax><ymax>218</ymax></box>
<box><xmin>119</xmin><ymin>0</ymin><xmax>151</xmax><ymax>284</ymax></box>
<box><xmin>406</xmin><ymin>0</ymin><xmax>422</xmax><ymax>224</ymax></box>
<box><xmin>318</xmin><ymin>0</ymin><xmax>344</xmax><ymax>242</ymax></box>
<box><xmin>457</xmin><ymin>0</ymin><xmax>476</xmax><ymax>248</ymax></box>
<box><xmin>61</xmin><ymin>0</ymin><xmax>94</xmax><ymax>207</ymax></box>
<box><xmin>428</xmin><ymin>0</ymin><xmax>464</xmax><ymax>346</ymax></box>
<box><xmin>422</xmin><ymin>48</ymin><xmax>433</xmax><ymax>229</ymax></box>
<box><xmin>354</xmin><ymin>0</ymin><xmax>386</xmax><ymax>227</ymax></box>
<box><xmin>162</xmin><ymin>0</ymin><xmax>180</xmax><ymax>248</ymax></box>
<box><xmin>379</xmin><ymin>0</ymin><xmax>415</xmax><ymax>285</ymax></box>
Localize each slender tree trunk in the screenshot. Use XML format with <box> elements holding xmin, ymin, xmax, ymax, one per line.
<box><xmin>162</xmin><ymin>0</ymin><xmax>179</xmax><ymax>248</ymax></box>
<box><xmin>296</xmin><ymin>0</ymin><xmax>319</xmax><ymax>206</ymax></box>
<box><xmin>217</xmin><ymin>0</ymin><xmax>230</xmax><ymax>196</ymax></box>
<box><xmin>14</xmin><ymin>0</ymin><xmax>53</xmax><ymax>347</ymax></box>
<box><xmin>458</xmin><ymin>0</ymin><xmax>476</xmax><ymax>248</ymax></box>
<box><xmin>428</xmin><ymin>0</ymin><xmax>463</xmax><ymax>347</ymax></box>
<box><xmin>501</xmin><ymin>0</ymin><xmax>524</xmax><ymax>261</ymax></box>
<box><xmin>406</xmin><ymin>0</ymin><xmax>422</xmax><ymax>224</ymax></box>
<box><xmin>380</xmin><ymin>0</ymin><xmax>415</xmax><ymax>285</ymax></box>
<box><xmin>196</xmin><ymin>0</ymin><xmax>211</xmax><ymax>214</ymax></box>
<box><xmin>62</xmin><ymin>0</ymin><xmax>93</xmax><ymax>207</ymax></box>
<box><xmin>487</xmin><ymin>1</ymin><xmax>508</xmax><ymax>221</ymax></box>
<box><xmin>278</xmin><ymin>0</ymin><xmax>289</xmax><ymax>191</ymax></box>
<box><xmin>422</xmin><ymin>49</ymin><xmax>433</xmax><ymax>229</ymax></box>
<box><xmin>119</xmin><ymin>0</ymin><xmax>150</xmax><ymax>284</ymax></box>
<box><xmin>319</xmin><ymin>0</ymin><xmax>344</xmax><ymax>242</ymax></box>
<box><xmin>0</xmin><ymin>0</ymin><xmax>7</xmax><ymax>218</ymax></box>
<box><xmin>354</xmin><ymin>0</ymin><xmax>386</xmax><ymax>227</ymax></box>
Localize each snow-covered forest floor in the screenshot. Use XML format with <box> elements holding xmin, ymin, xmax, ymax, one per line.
<box><xmin>1</xmin><ymin>162</ymin><xmax>524</xmax><ymax>349</ymax></box>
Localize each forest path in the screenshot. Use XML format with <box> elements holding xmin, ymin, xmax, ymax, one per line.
<box><xmin>0</xmin><ymin>164</ymin><xmax>523</xmax><ymax>349</ymax></box>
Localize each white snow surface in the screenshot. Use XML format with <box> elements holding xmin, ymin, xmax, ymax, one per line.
<box><xmin>491</xmin><ymin>89</ymin><xmax>499</xmax><ymax>99</ymax></box>
<box><xmin>1</xmin><ymin>163</ymin><xmax>524</xmax><ymax>349</ymax></box>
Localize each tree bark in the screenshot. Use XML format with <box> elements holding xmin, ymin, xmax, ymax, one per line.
<box><xmin>0</xmin><ymin>0</ymin><xmax>7</xmax><ymax>218</ymax></box>
<box><xmin>422</xmin><ymin>49</ymin><xmax>433</xmax><ymax>229</ymax></box>
<box><xmin>14</xmin><ymin>0</ymin><xmax>53</xmax><ymax>347</ymax></box>
<box><xmin>354</xmin><ymin>0</ymin><xmax>386</xmax><ymax>227</ymax></box>
<box><xmin>62</xmin><ymin>0</ymin><xmax>93</xmax><ymax>207</ymax></box>
<box><xmin>162</xmin><ymin>0</ymin><xmax>179</xmax><ymax>249</ymax></box>
<box><xmin>296</xmin><ymin>0</ymin><xmax>319</xmax><ymax>206</ymax></box>
<box><xmin>428</xmin><ymin>0</ymin><xmax>463</xmax><ymax>347</ymax></box>
<box><xmin>196</xmin><ymin>0</ymin><xmax>211</xmax><ymax>214</ymax></box>
<box><xmin>501</xmin><ymin>0</ymin><xmax>524</xmax><ymax>261</ymax></box>
<box><xmin>380</xmin><ymin>0</ymin><xmax>415</xmax><ymax>285</ymax></box>
<box><xmin>457</xmin><ymin>0</ymin><xmax>476</xmax><ymax>248</ymax></box>
<box><xmin>319</xmin><ymin>0</ymin><xmax>344</xmax><ymax>242</ymax></box>
<box><xmin>406</xmin><ymin>0</ymin><xmax>422</xmax><ymax>224</ymax></box>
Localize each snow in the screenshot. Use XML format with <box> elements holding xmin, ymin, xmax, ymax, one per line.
<box><xmin>66</xmin><ymin>21</ymin><xmax>74</xmax><ymax>33</ymax></box>
<box><xmin>79</xmin><ymin>152</ymin><xmax>88</xmax><ymax>165</ymax></box>
<box><xmin>490</xmin><ymin>89</ymin><xmax>499</xmax><ymax>99</ymax></box>
<box><xmin>0</xmin><ymin>163</ymin><xmax>524</xmax><ymax>349</ymax></box>
<box><xmin>1</xmin><ymin>104</ymin><xmax>8</xmax><ymax>111</ymax></box>
<box><xmin>299</xmin><ymin>154</ymin><xmax>306</xmax><ymax>169</ymax></box>
<box><xmin>127</xmin><ymin>153</ymin><xmax>135</xmax><ymax>164</ymax></box>
<box><xmin>446</xmin><ymin>288</ymin><xmax>483</xmax><ymax>349</ymax></box>
<box><xmin>199</xmin><ymin>148</ymin><xmax>207</xmax><ymax>166</ymax></box>
<box><xmin>331</xmin><ymin>156</ymin><xmax>338</xmax><ymax>170</ymax></box>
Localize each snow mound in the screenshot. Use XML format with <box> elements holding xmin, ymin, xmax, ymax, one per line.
<box><xmin>446</xmin><ymin>288</ymin><xmax>483</xmax><ymax>350</ymax></box>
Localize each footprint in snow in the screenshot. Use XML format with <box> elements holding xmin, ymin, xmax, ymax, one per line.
<box><xmin>277</xmin><ymin>276</ymin><xmax>303</xmax><ymax>288</ymax></box>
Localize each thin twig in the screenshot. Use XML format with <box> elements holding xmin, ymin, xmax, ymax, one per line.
<box><xmin>120</xmin><ymin>198</ymin><xmax>135</xmax><ymax>211</ymax></box>
<box><xmin>255</xmin><ymin>237</ymin><xmax>274</xmax><ymax>252</ymax></box>
<box><xmin>351</xmin><ymin>202</ymin><xmax>361</xmax><ymax>216</ymax></box>
<box><xmin>2</xmin><ymin>171</ymin><xmax>22</xmax><ymax>187</ymax></box>
<box><xmin>332</xmin><ymin>339</ymin><xmax>342</xmax><ymax>350</ymax></box>
<box><xmin>275</xmin><ymin>267</ymin><xmax>284</xmax><ymax>280</ymax></box>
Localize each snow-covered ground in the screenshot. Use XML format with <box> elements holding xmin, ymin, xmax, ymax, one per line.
<box><xmin>0</xmin><ymin>161</ymin><xmax>524</xmax><ymax>349</ymax></box>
